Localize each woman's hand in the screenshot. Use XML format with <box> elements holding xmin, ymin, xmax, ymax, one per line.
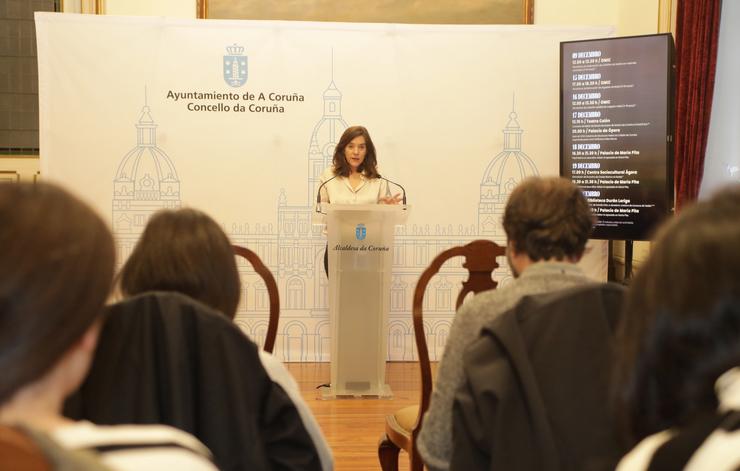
<box><xmin>379</xmin><ymin>193</ymin><xmax>402</xmax><ymax>205</ymax></box>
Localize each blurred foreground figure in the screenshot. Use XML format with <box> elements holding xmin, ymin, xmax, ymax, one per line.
<box><xmin>0</xmin><ymin>182</ymin><xmax>217</xmax><ymax>471</ymax></box>
<box><xmin>614</xmin><ymin>185</ymin><xmax>740</xmax><ymax>470</ymax></box>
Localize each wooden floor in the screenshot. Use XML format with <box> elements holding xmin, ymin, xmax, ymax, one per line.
<box><xmin>285</xmin><ymin>362</ymin><xmax>435</xmax><ymax>471</ymax></box>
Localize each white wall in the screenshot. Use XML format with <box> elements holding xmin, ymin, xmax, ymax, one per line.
<box><xmin>700</xmin><ymin>0</ymin><xmax>740</xmax><ymax>198</ymax></box>
<box><xmin>535</xmin><ymin>0</ymin><xmax>659</xmax><ymax>37</ymax></box>
<box><xmin>104</xmin><ymin>0</ymin><xmax>196</xmax><ymax>18</ymax></box>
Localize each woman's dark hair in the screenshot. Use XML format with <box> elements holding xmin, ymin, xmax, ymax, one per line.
<box><xmin>332</xmin><ymin>125</ymin><xmax>380</xmax><ymax>178</ymax></box>
<box><xmin>0</xmin><ymin>182</ymin><xmax>114</xmax><ymax>404</ymax></box>
<box><xmin>502</xmin><ymin>177</ymin><xmax>594</xmax><ymax>261</ymax></box>
<box><xmin>119</xmin><ymin>208</ymin><xmax>241</xmax><ymax>319</ymax></box>
<box><xmin>613</xmin><ymin>185</ymin><xmax>740</xmax><ymax>444</ymax></box>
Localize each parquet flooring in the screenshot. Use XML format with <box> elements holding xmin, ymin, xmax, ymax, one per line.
<box><xmin>285</xmin><ymin>362</ymin><xmax>436</xmax><ymax>471</ymax></box>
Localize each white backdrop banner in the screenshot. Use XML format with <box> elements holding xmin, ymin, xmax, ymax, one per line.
<box><xmin>36</xmin><ymin>13</ymin><xmax>612</xmax><ymax>362</ymax></box>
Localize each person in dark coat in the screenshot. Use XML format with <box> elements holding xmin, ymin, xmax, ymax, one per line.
<box><xmin>114</xmin><ymin>207</ymin><xmax>332</xmax><ymax>470</ymax></box>
<box><xmin>451</xmin><ymin>282</ymin><xmax>627</xmax><ymax>471</ymax></box>
<box><xmin>65</xmin><ymin>291</ymin><xmax>321</xmax><ymax>471</ymax></box>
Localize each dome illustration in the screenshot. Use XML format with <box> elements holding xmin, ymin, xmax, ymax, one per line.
<box><xmin>307</xmin><ymin>79</ymin><xmax>348</xmax><ymax>202</ymax></box>
<box><xmin>478</xmin><ymin>100</ymin><xmax>539</xmax><ymax>236</ymax></box>
<box><xmin>114</xmin><ymin>104</ymin><xmax>179</xmax><ymax>201</ymax></box>
<box><xmin>112</xmin><ymin>95</ymin><xmax>181</xmax><ymax>234</ymax></box>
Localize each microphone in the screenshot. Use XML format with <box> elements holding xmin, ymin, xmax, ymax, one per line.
<box><xmin>383</xmin><ymin>177</ymin><xmax>407</xmax><ymax>206</ymax></box>
<box><xmin>315</xmin><ymin>175</ymin><xmax>338</xmax><ymax>213</ymax></box>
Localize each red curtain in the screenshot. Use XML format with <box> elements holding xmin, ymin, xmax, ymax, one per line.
<box><xmin>673</xmin><ymin>0</ymin><xmax>722</xmax><ymax>210</ymax></box>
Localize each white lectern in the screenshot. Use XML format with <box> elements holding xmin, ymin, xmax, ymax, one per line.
<box><xmin>319</xmin><ymin>203</ymin><xmax>408</xmax><ymax>398</ymax></box>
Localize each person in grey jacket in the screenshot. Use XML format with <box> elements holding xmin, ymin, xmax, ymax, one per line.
<box><xmin>417</xmin><ymin>176</ymin><xmax>596</xmax><ymax>471</ymax></box>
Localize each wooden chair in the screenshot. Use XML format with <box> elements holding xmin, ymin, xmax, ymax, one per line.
<box><xmin>0</xmin><ymin>425</ymin><xmax>109</xmax><ymax>471</ymax></box>
<box><xmin>378</xmin><ymin>239</ymin><xmax>506</xmax><ymax>471</ymax></box>
<box><xmin>0</xmin><ymin>426</ymin><xmax>51</xmax><ymax>471</ymax></box>
<box><xmin>233</xmin><ymin>244</ymin><xmax>280</xmax><ymax>353</ymax></box>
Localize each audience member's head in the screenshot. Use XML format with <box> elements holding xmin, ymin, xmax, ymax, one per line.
<box><xmin>502</xmin><ymin>176</ymin><xmax>594</xmax><ymax>276</ymax></box>
<box><xmin>0</xmin><ymin>182</ymin><xmax>114</xmax><ymax>406</ymax></box>
<box><xmin>119</xmin><ymin>208</ymin><xmax>241</xmax><ymax>319</ymax></box>
<box><xmin>614</xmin><ymin>185</ymin><xmax>740</xmax><ymax>444</ymax></box>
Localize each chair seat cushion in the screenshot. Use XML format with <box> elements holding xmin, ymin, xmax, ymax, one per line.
<box><xmin>393</xmin><ymin>405</ymin><xmax>420</xmax><ymax>433</ymax></box>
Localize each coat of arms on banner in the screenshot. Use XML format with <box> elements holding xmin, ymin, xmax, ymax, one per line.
<box><xmin>223</xmin><ymin>44</ymin><xmax>247</xmax><ymax>87</ymax></box>
<box><xmin>355</xmin><ymin>223</ymin><xmax>367</xmax><ymax>241</ymax></box>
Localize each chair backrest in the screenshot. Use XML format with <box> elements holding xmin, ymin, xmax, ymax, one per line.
<box><xmin>0</xmin><ymin>426</ymin><xmax>51</xmax><ymax>471</ymax></box>
<box><xmin>411</xmin><ymin>239</ymin><xmax>505</xmax><ymax>436</ymax></box>
<box><xmin>233</xmin><ymin>244</ymin><xmax>280</xmax><ymax>353</ymax></box>
<box><xmin>0</xmin><ymin>425</ymin><xmax>111</xmax><ymax>471</ymax></box>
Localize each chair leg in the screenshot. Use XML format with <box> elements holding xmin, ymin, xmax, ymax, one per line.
<box><xmin>410</xmin><ymin>447</ymin><xmax>424</xmax><ymax>471</ymax></box>
<box><xmin>378</xmin><ymin>434</ymin><xmax>401</xmax><ymax>471</ymax></box>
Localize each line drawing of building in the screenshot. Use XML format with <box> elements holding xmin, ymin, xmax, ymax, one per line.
<box><xmin>111</xmin><ymin>84</ymin><xmax>539</xmax><ymax>362</ymax></box>
<box><xmin>112</xmin><ymin>91</ymin><xmax>181</xmax><ymax>264</ymax></box>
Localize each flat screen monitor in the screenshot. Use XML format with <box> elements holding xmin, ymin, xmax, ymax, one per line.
<box><xmin>560</xmin><ymin>34</ymin><xmax>674</xmax><ymax>240</ymax></box>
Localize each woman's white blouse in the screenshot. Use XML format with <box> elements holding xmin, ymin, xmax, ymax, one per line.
<box><xmin>317</xmin><ymin>167</ymin><xmax>389</xmax><ymax>205</ymax></box>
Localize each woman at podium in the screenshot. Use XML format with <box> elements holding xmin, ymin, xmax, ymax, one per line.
<box><xmin>317</xmin><ymin>126</ymin><xmax>401</xmax><ymax>206</ymax></box>
<box><xmin>317</xmin><ymin>125</ymin><xmax>401</xmax><ymax>275</ymax></box>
